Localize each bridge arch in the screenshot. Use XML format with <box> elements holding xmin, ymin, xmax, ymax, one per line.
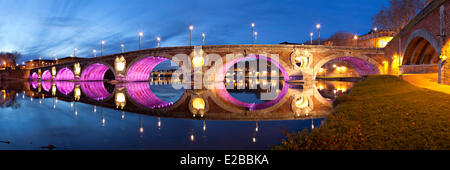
<box><xmin>125</xmin><ymin>55</ymin><xmax>175</xmax><ymax>82</ymax></box>
<box><xmin>55</xmin><ymin>67</ymin><xmax>75</xmax><ymax>81</ymax></box>
<box><xmin>30</xmin><ymin>72</ymin><xmax>38</xmax><ymax>80</ymax></box>
<box><xmin>81</xmin><ymin>62</ymin><xmax>116</xmax><ymax>81</ymax></box>
<box><xmin>41</xmin><ymin>70</ymin><xmax>52</xmax><ymax>81</ymax></box>
<box><xmin>80</xmin><ymin>82</ymin><xmax>114</xmax><ymax>101</ymax></box>
<box><xmin>313</xmin><ymin>55</ymin><xmax>383</xmax><ymax>79</ymax></box>
<box><xmin>402</xmin><ymin>29</ymin><xmax>441</xmax><ymax>65</ymax></box>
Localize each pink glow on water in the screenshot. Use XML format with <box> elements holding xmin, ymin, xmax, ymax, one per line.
<box><xmin>31</xmin><ymin>81</ymin><xmax>38</xmax><ymax>89</ymax></box>
<box><xmin>42</xmin><ymin>81</ymin><xmax>52</xmax><ymax>92</ymax></box>
<box><xmin>126</xmin><ymin>82</ymin><xmax>172</xmax><ymax>109</ymax></box>
<box><xmin>215</xmin><ymin>55</ymin><xmax>289</xmax><ymax>111</ymax></box>
<box><xmin>30</xmin><ymin>72</ymin><xmax>38</xmax><ymax>80</ymax></box>
<box><xmin>80</xmin><ymin>82</ymin><xmax>111</xmax><ymax>101</ymax></box>
<box><xmin>55</xmin><ymin>81</ymin><xmax>74</xmax><ymax>95</ymax></box>
<box><xmin>81</xmin><ymin>63</ymin><xmax>110</xmax><ymax>81</ymax></box>
<box><xmin>333</xmin><ymin>57</ymin><xmax>379</xmax><ymax>75</ymax></box>
<box><xmin>126</xmin><ymin>57</ymin><xmax>168</xmax><ymax>81</ymax></box>
<box><xmin>41</xmin><ymin>70</ymin><xmax>52</xmax><ymax>81</ymax></box>
<box><xmin>55</xmin><ymin>68</ymin><xmax>75</xmax><ymax>81</ymax></box>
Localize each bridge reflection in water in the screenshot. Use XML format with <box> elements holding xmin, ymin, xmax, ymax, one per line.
<box><xmin>0</xmin><ymin>79</ymin><xmax>355</xmax><ymax>149</ymax></box>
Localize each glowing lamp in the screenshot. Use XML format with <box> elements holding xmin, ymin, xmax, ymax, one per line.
<box><xmin>192</xmin><ymin>56</ymin><xmax>204</xmax><ymax>68</ymax></box>
<box><xmin>115</xmin><ymin>56</ymin><xmax>126</xmax><ymax>74</ymax></box>
<box><xmin>51</xmin><ymin>66</ymin><xmax>57</xmax><ymax>77</ymax></box>
<box><xmin>192</xmin><ymin>98</ymin><xmax>205</xmax><ymax>110</ymax></box>
<box><xmin>115</xmin><ymin>92</ymin><xmax>126</xmax><ymax>109</ymax></box>
<box><xmin>74</xmin><ymin>85</ymin><xmax>81</xmax><ymax>101</ymax></box>
<box><xmin>441</xmin><ymin>55</ymin><xmax>447</xmax><ymax>61</ymax></box>
<box><xmin>74</xmin><ymin>63</ymin><xmax>81</xmax><ymax>77</ymax></box>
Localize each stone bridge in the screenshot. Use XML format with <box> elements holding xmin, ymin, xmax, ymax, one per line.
<box><xmin>384</xmin><ymin>0</ymin><xmax>450</xmax><ymax>85</ymax></box>
<box><xmin>28</xmin><ymin>44</ymin><xmax>385</xmax><ymax>84</ymax></box>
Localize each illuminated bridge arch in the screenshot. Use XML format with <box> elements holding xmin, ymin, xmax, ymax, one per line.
<box><xmin>81</xmin><ymin>63</ymin><xmax>116</xmax><ymax>81</ymax></box>
<box><xmin>41</xmin><ymin>70</ymin><xmax>52</xmax><ymax>81</ymax></box>
<box><xmin>215</xmin><ymin>55</ymin><xmax>289</xmax><ymax>111</ymax></box>
<box><xmin>313</xmin><ymin>55</ymin><xmax>382</xmax><ymax>78</ymax></box>
<box><xmin>125</xmin><ymin>56</ymin><xmax>170</xmax><ymax>82</ymax></box>
<box><xmin>80</xmin><ymin>82</ymin><xmax>113</xmax><ymax>101</ymax></box>
<box><xmin>55</xmin><ymin>81</ymin><xmax>74</xmax><ymax>95</ymax></box>
<box><xmin>125</xmin><ymin>82</ymin><xmax>183</xmax><ymax>109</ymax></box>
<box><xmin>42</xmin><ymin>81</ymin><xmax>52</xmax><ymax>92</ymax></box>
<box><xmin>55</xmin><ymin>68</ymin><xmax>75</xmax><ymax>81</ymax></box>
<box><xmin>402</xmin><ymin>29</ymin><xmax>441</xmax><ymax>65</ymax></box>
<box><xmin>30</xmin><ymin>72</ymin><xmax>38</xmax><ymax>80</ymax></box>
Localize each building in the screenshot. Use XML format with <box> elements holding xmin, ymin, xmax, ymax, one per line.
<box><xmin>24</xmin><ymin>56</ymin><xmax>86</xmax><ymax>69</ymax></box>
<box><xmin>357</xmin><ymin>29</ymin><xmax>395</xmax><ymax>48</ymax></box>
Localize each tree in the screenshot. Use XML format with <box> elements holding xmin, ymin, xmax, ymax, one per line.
<box><xmin>372</xmin><ymin>0</ymin><xmax>433</xmax><ymax>34</ymax></box>
<box><xmin>326</xmin><ymin>31</ymin><xmax>355</xmax><ymax>46</ymax></box>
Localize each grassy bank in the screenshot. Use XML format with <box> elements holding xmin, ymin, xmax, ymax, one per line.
<box><xmin>273</xmin><ymin>75</ymin><xmax>450</xmax><ymax>150</ymax></box>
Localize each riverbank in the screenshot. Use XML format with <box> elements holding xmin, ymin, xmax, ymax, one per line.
<box><xmin>273</xmin><ymin>75</ymin><xmax>450</xmax><ymax>150</ymax></box>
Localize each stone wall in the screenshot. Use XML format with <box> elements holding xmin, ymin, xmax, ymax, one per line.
<box><xmin>399</xmin><ymin>64</ymin><xmax>439</xmax><ymax>74</ymax></box>
<box><xmin>444</xmin><ymin>61</ymin><xmax>450</xmax><ymax>84</ymax></box>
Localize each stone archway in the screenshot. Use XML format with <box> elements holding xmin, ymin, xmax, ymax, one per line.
<box><xmin>313</xmin><ymin>55</ymin><xmax>383</xmax><ymax>79</ymax></box>
<box><xmin>402</xmin><ymin>29</ymin><xmax>441</xmax><ymax>65</ymax></box>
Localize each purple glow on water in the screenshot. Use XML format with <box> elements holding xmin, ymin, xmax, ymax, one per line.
<box><xmin>80</xmin><ymin>82</ymin><xmax>111</xmax><ymax>101</ymax></box>
<box><xmin>126</xmin><ymin>57</ymin><xmax>168</xmax><ymax>81</ymax></box>
<box><xmin>41</xmin><ymin>70</ymin><xmax>52</xmax><ymax>81</ymax></box>
<box><xmin>333</xmin><ymin>57</ymin><xmax>379</xmax><ymax>75</ymax></box>
<box><xmin>55</xmin><ymin>68</ymin><xmax>75</xmax><ymax>81</ymax></box>
<box><xmin>81</xmin><ymin>63</ymin><xmax>110</xmax><ymax>81</ymax></box>
<box><xmin>30</xmin><ymin>72</ymin><xmax>38</xmax><ymax>80</ymax></box>
<box><xmin>126</xmin><ymin>82</ymin><xmax>172</xmax><ymax>109</ymax></box>
<box><xmin>55</xmin><ymin>81</ymin><xmax>74</xmax><ymax>95</ymax></box>
<box><xmin>215</xmin><ymin>55</ymin><xmax>289</xmax><ymax>111</ymax></box>
<box><xmin>31</xmin><ymin>81</ymin><xmax>38</xmax><ymax>89</ymax></box>
<box><xmin>42</xmin><ymin>81</ymin><xmax>52</xmax><ymax>92</ymax></box>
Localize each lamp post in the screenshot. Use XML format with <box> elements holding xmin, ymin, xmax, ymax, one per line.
<box><xmin>254</xmin><ymin>31</ymin><xmax>258</xmax><ymax>44</ymax></box>
<box><xmin>354</xmin><ymin>35</ymin><xmax>358</xmax><ymax>47</ymax></box>
<box><xmin>316</xmin><ymin>24</ymin><xmax>321</xmax><ymax>45</ymax></box>
<box><xmin>156</xmin><ymin>36</ymin><xmax>161</xmax><ymax>48</ymax></box>
<box><xmin>73</xmin><ymin>48</ymin><xmax>77</xmax><ymax>57</ymax></box>
<box><xmin>202</xmin><ymin>33</ymin><xmax>206</xmax><ymax>45</ymax></box>
<box><xmin>121</xmin><ymin>44</ymin><xmax>124</xmax><ymax>53</ymax></box>
<box><xmin>139</xmin><ymin>32</ymin><xmax>143</xmax><ymax>50</ymax></box>
<box><xmin>373</xmin><ymin>27</ymin><xmax>378</xmax><ymax>49</ymax></box>
<box><xmin>101</xmin><ymin>40</ymin><xmax>105</xmax><ymax>56</ymax></box>
<box><xmin>310</xmin><ymin>32</ymin><xmax>314</xmax><ymax>45</ymax></box>
<box><xmin>93</xmin><ymin>49</ymin><xmax>97</xmax><ymax>58</ymax></box>
<box><xmin>189</xmin><ymin>25</ymin><xmax>194</xmax><ymax>47</ymax></box>
<box><xmin>251</xmin><ymin>22</ymin><xmax>255</xmax><ymax>45</ymax></box>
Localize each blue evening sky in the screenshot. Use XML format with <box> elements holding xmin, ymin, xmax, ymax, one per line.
<box><xmin>0</xmin><ymin>0</ymin><xmax>389</xmax><ymax>62</ymax></box>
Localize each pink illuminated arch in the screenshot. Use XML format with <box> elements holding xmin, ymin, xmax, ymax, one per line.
<box><xmin>30</xmin><ymin>72</ymin><xmax>38</xmax><ymax>80</ymax></box>
<box><xmin>55</xmin><ymin>81</ymin><xmax>74</xmax><ymax>95</ymax></box>
<box><xmin>42</xmin><ymin>81</ymin><xmax>52</xmax><ymax>92</ymax></box>
<box><xmin>81</xmin><ymin>63</ymin><xmax>113</xmax><ymax>81</ymax></box>
<box><xmin>215</xmin><ymin>55</ymin><xmax>289</xmax><ymax>111</ymax></box>
<box><xmin>126</xmin><ymin>57</ymin><xmax>168</xmax><ymax>81</ymax></box>
<box><xmin>126</xmin><ymin>82</ymin><xmax>174</xmax><ymax>109</ymax></box>
<box><xmin>41</xmin><ymin>70</ymin><xmax>52</xmax><ymax>81</ymax></box>
<box><xmin>55</xmin><ymin>68</ymin><xmax>75</xmax><ymax>81</ymax></box>
<box><xmin>80</xmin><ymin>82</ymin><xmax>111</xmax><ymax>101</ymax></box>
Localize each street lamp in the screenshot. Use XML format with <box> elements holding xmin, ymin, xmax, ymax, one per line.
<box><xmin>156</xmin><ymin>36</ymin><xmax>161</xmax><ymax>48</ymax></box>
<box><xmin>121</xmin><ymin>44</ymin><xmax>125</xmax><ymax>53</ymax></box>
<box><xmin>251</xmin><ymin>22</ymin><xmax>255</xmax><ymax>45</ymax></box>
<box><xmin>139</xmin><ymin>32</ymin><xmax>143</xmax><ymax>50</ymax></box>
<box><xmin>373</xmin><ymin>27</ymin><xmax>378</xmax><ymax>48</ymax></box>
<box><xmin>316</xmin><ymin>24</ymin><xmax>321</xmax><ymax>45</ymax></box>
<box><xmin>73</xmin><ymin>48</ymin><xmax>77</xmax><ymax>57</ymax></box>
<box><xmin>254</xmin><ymin>31</ymin><xmax>258</xmax><ymax>44</ymax></box>
<box><xmin>202</xmin><ymin>33</ymin><xmax>206</xmax><ymax>45</ymax></box>
<box><xmin>189</xmin><ymin>25</ymin><xmax>194</xmax><ymax>47</ymax></box>
<box><xmin>101</xmin><ymin>40</ymin><xmax>105</xmax><ymax>56</ymax></box>
<box><xmin>354</xmin><ymin>35</ymin><xmax>358</xmax><ymax>47</ymax></box>
<box><xmin>93</xmin><ymin>49</ymin><xmax>97</xmax><ymax>58</ymax></box>
<box><xmin>310</xmin><ymin>32</ymin><xmax>314</xmax><ymax>45</ymax></box>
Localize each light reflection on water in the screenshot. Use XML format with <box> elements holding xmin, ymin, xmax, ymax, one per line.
<box><xmin>0</xmin><ymin>80</ymin><xmax>355</xmax><ymax>150</ymax></box>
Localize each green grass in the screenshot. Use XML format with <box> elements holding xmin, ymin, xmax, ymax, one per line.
<box><xmin>273</xmin><ymin>75</ymin><xmax>450</xmax><ymax>150</ymax></box>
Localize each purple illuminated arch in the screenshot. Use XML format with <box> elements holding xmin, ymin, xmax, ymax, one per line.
<box><xmin>30</xmin><ymin>72</ymin><xmax>38</xmax><ymax>80</ymax></box>
<box><xmin>215</xmin><ymin>55</ymin><xmax>289</xmax><ymax>111</ymax></box>
<box><xmin>126</xmin><ymin>82</ymin><xmax>173</xmax><ymax>109</ymax></box>
<box><xmin>330</xmin><ymin>57</ymin><xmax>379</xmax><ymax>75</ymax></box>
<box><xmin>55</xmin><ymin>68</ymin><xmax>75</xmax><ymax>81</ymax></box>
<box><xmin>126</xmin><ymin>57</ymin><xmax>168</xmax><ymax>81</ymax></box>
<box><xmin>31</xmin><ymin>81</ymin><xmax>38</xmax><ymax>89</ymax></box>
<box><xmin>41</xmin><ymin>70</ymin><xmax>52</xmax><ymax>81</ymax></box>
<box><xmin>42</xmin><ymin>81</ymin><xmax>52</xmax><ymax>92</ymax></box>
<box><xmin>55</xmin><ymin>81</ymin><xmax>74</xmax><ymax>95</ymax></box>
<box><xmin>81</xmin><ymin>63</ymin><xmax>112</xmax><ymax>81</ymax></box>
<box><xmin>80</xmin><ymin>82</ymin><xmax>111</xmax><ymax>101</ymax></box>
